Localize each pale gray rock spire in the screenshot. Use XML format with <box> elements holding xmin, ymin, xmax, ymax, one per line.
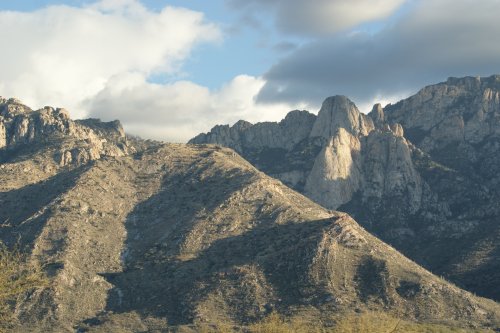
<box><xmin>310</xmin><ymin>95</ymin><xmax>374</xmax><ymax>139</ymax></box>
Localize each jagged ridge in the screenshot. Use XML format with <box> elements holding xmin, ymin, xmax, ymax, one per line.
<box><xmin>1</xmin><ymin>97</ymin><xmax>499</xmax><ymax>331</ymax></box>
<box><xmin>189</xmin><ymin>75</ymin><xmax>500</xmax><ymax>302</ymax></box>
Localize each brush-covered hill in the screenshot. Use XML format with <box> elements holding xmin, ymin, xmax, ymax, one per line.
<box><xmin>1</xmin><ymin>97</ymin><xmax>499</xmax><ymax>332</ymax></box>
<box><xmin>190</xmin><ymin>75</ymin><xmax>500</xmax><ymax>302</ymax></box>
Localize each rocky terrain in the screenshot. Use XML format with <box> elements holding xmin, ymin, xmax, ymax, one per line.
<box><xmin>191</xmin><ymin>75</ymin><xmax>500</xmax><ymax>302</ymax></box>
<box><xmin>1</xmin><ymin>96</ymin><xmax>500</xmax><ymax>331</ymax></box>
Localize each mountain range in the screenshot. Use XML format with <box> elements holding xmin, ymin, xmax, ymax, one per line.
<box><xmin>191</xmin><ymin>75</ymin><xmax>500</xmax><ymax>303</ymax></box>
<box><xmin>1</xmin><ymin>76</ymin><xmax>500</xmax><ymax>331</ymax></box>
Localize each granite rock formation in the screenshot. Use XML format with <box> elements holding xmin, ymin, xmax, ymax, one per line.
<box><xmin>1</xmin><ymin>97</ymin><xmax>499</xmax><ymax>331</ymax></box>
<box><xmin>190</xmin><ymin>75</ymin><xmax>500</xmax><ymax>302</ymax></box>
<box><xmin>0</xmin><ymin>97</ymin><xmax>131</xmax><ymax>168</ymax></box>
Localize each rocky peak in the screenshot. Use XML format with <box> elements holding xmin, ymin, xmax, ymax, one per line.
<box><xmin>368</xmin><ymin>103</ymin><xmax>385</xmax><ymax>126</ymax></box>
<box><xmin>384</xmin><ymin>74</ymin><xmax>500</xmax><ymax>151</ymax></box>
<box><xmin>233</xmin><ymin>119</ymin><xmax>253</xmax><ymax>131</ymax></box>
<box><xmin>0</xmin><ymin>97</ymin><xmax>130</xmax><ymax>166</ymax></box>
<box><xmin>75</xmin><ymin>118</ymin><xmax>125</xmax><ymax>139</ymax></box>
<box><xmin>190</xmin><ymin>109</ymin><xmax>317</xmax><ymax>152</ymax></box>
<box><xmin>445</xmin><ymin>75</ymin><xmax>482</xmax><ymax>90</ymax></box>
<box><xmin>390</xmin><ymin>123</ymin><xmax>404</xmax><ymax>137</ymax></box>
<box><xmin>189</xmin><ymin>76</ymin><xmax>500</xmax><ymax>303</ymax></box>
<box><xmin>310</xmin><ymin>95</ymin><xmax>374</xmax><ymax>139</ymax></box>
<box><xmin>282</xmin><ymin>109</ymin><xmax>316</xmax><ymax>124</ymax></box>
<box><xmin>189</xmin><ymin>123</ymin><xmax>245</xmax><ymax>152</ymax></box>
<box><xmin>304</xmin><ymin>125</ymin><xmax>419</xmax><ymax>211</ymax></box>
<box><xmin>0</xmin><ymin>97</ymin><xmax>33</xmax><ymax>118</ymax></box>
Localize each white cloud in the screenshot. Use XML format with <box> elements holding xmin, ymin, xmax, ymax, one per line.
<box><xmin>226</xmin><ymin>0</ymin><xmax>407</xmax><ymax>35</ymax></box>
<box><xmin>0</xmin><ymin>0</ymin><xmax>220</xmax><ymax>117</ymax></box>
<box><xmin>86</xmin><ymin>73</ymin><xmax>308</xmax><ymax>142</ymax></box>
<box><xmin>0</xmin><ymin>0</ymin><xmax>306</xmax><ymax>142</ymax></box>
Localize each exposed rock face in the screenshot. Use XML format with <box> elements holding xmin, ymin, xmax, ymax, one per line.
<box><xmin>369</xmin><ymin>103</ymin><xmax>385</xmax><ymax>125</ymax></box>
<box><xmin>190</xmin><ymin>110</ymin><xmax>316</xmax><ymax>152</ymax></box>
<box><xmin>1</xmin><ymin>111</ymin><xmax>499</xmax><ymax>331</ymax></box>
<box><xmin>384</xmin><ymin>75</ymin><xmax>500</xmax><ymax>151</ymax></box>
<box><xmin>193</xmin><ymin>95</ymin><xmax>418</xmax><ymax>211</ymax></box>
<box><xmin>310</xmin><ymin>95</ymin><xmax>374</xmax><ymax>139</ymax></box>
<box><xmin>305</xmin><ymin>128</ymin><xmax>362</xmax><ymax>209</ymax></box>
<box><xmin>190</xmin><ymin>75</ymin><xmax>500</xmax><ymax>302</ymax></box>
<box><xmin>304</xmin><ymin>123</ymin><xmax>421</xmax><ymax>212</ymax></box>
<box><xmin>0</xmin><ymin>97</ymin><xmax>131</xmax><ymax>167</ymax></box>
<box><xmin>360</xmin><ymin>128</ymin><xmax>422</xmax><ymax>213</ymax></box>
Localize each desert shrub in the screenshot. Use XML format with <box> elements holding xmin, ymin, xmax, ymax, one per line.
<box><xmin>330</xmin><ymin>311</ymin><xmax>486</xmax><ymax>333</ymax></box>
<box><xmin>0</xmin><ymin>242</ymin><xmax>46</xmax><ymax>332</ymax></box>
<box><xmin>197</xmin><ymin>323</ymin><xmax>234</xmax><ymax>333</ymax></box>
<box><xmin>227</xmin><ymin>311</ymin><xmax>488</xmax><ymax>333</ymax></box>
<box><xmin>248</xmin><ymin>312</ymin><xmax>292</xmax><ymax>333</ymax></box>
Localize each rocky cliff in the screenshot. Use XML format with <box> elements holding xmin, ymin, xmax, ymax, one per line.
<box><xmin>2</xmin><ymin>97</ymin><xmax>499</xmax><ymax>331</ymax></box>
<box><xmin>0</xmin><ymin>97</ymin><xmax>131</xmax><ymax>168</ymax></box>
<box><xmin>190</xmin><ymin>75</ymin><xmax>500</xmax><ymax>302</ymax></box>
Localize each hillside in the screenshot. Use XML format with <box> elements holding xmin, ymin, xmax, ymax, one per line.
<box><xmin>1</xmin><ymin>97</ymin><xmax>499</xmax><ymax>331</ymax></box>
<box><xmin>190</xmin><ymin>75</ymin><xmax>500</xmax><ymax>302</ymax></box>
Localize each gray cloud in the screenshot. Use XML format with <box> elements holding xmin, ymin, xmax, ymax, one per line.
<box><xmin>273</xmin><ymin>41</ymin><xmax>298</xmax><ymax>53</ymax></box>
<box><xmin>226</xmin><ymin>0</ymin><xmax>406</xmax><ymax>36</ymax></box>
<box><xmin>256</xmin><ymin>0</ymin><xmax>500</xmax><ymax>109</ymax></box>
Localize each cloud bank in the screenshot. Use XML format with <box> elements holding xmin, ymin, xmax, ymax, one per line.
<box><xmin>0</xmin><ymin>0</ymin><xmax>304</xmax><ymax>141</ymax></box>
<box><xmin>257</xmin><ymin>0</ymin><xmax>500</xmax><ymax>108</ymax></box>
<box><xmin>86</xmin><ymin>74</ymin><xmax>307</xmax><ymax>142</ymax></box>
<box><xmin>0</xmin><ymin>0</ymin><xmax>220</xmax><ymax>116</ymax></box>
<box><xmin>3</xmin><ymin>0</ymin><xmax>500</xmax><ymax>142</ymax></box>
<box><xmin>226</xmin><ymin>0</ymin><xmax>407</xmax><ymax>35</ymax></box>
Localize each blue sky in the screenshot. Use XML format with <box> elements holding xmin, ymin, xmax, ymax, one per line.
<box><xmin>1</xmin><ymin>0</ymin><xmax>500</xmax><ymax>142</ymax></box>
<box><xmin>1</xmin><ymin>0</ymin><xmax>283</xmax><ymax>88</ymax></box>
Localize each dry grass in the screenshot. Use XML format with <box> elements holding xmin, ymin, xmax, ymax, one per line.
<box><xmin>193</xmin><ymin>311</ymin><xmax>492</xmax><ymax>333</ymax></box>
<box><xmin>331</xmin><ymin>311</ymin><xmax>485</xmax><ymax>333</ymax></box>
<box><xmin>0</xmin><ymin>242</ymin><xmax>47</xmax><ymax>332</ymax></box>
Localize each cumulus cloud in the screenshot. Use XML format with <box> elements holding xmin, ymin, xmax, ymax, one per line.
<box><xmin>0</xmin><ymin>0</ymin><xmax>306</xmax><ymax>142</ymax></box>
<box><xmin>257</xmin><ymin>0</ymin><xmax>500</xmax><ymax>108</ymax></box>
<box><xmin>0</xmin><ymin>0</ymin><xmax>220</xmax><ymax>117</ymax></box>
<box><xmin>86</xmin><ymin>74</ymin><xmax>308</xmax><ymax>142</ymax></box>
<box><xmin>226</xmin><ymin>0</ymin><xmax>406</xmax><ymax>36</ymax></box>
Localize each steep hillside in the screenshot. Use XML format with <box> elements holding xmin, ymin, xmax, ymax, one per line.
<box><xmin>1</xmin><ymin>98</ymin><xmax>499</xmax><ymax>331</ymax></box>
<box><xmin>190</xmin><ymin>75</ymin><xmax>500</xmax><ymax>301</ymax></box>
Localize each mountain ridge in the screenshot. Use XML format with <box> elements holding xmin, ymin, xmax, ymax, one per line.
<box><xmin>190</xmin><ymin>74</ymin><xmax>500</xmax><ymax>302</ymax></box>
<box><xmin>1</xmin><ymin>93</ymin><xmax>500</xmax><ymax>331</ymax></box>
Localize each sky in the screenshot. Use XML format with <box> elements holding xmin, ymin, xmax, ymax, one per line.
<box><xmin>1</xmin><ymin>0</ymin><xmax>500</xmax><ymax>142</ymax></box>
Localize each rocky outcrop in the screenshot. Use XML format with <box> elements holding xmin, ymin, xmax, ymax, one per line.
<box><xmin>305</xmin><ymin>128</ymin><xmax>362</xmax><ymax>209</ymax></box>
<box><xmin>309</xmin><ymin>95</ymin><xmax>374</xmax><ymax>139</ymax></box>
<box><xmin>189</xmin><ymin>119</ymin><xmax>252</xmax><ymax>152</ymax></box>
<box><xmin>360</xmin><ymin>128</ymin><xmax>422</xmax><ymax>212</ymax></box>
<box><xmin>0</xmin><ymin>97</ymin><xmax>131</xmax><ymax>167</ymax></box>
<box><xmin>368</xmin><ymin>103</ymin><xmax>385</xmax><ymax>126</ymax></box>
<box><xmin>193</xmin><ymin>95</ymin><xmax>418</xmax><ymax>211</ymax></box>
<box><xmin>304</xmin><ymin>124</ymin><xmax>421</xmax><ymax>211</ymax></box>
<box><xmin>190</xmin><ymin>110</ymin><xmax>316</xmax><ymax>152</ymax></box>
<box><xmin>384</xmin><ymin>75</ymin><xmax>500</xmax><ymax>151</ymax></box>
<box><xmin>189</xmin><ymin>75</ymin><xmax>500</xmax><ymax>302</ymax></box>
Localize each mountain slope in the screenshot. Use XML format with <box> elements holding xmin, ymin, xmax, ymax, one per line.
<box><xmin>1</xmin><ymin>98</ymin><xmax>499</xmax><ymax>331</ymax></box>
<box><xmin>190</xmin><ymin>75</ymin><xmax>500</xmax><ymax>302</ymax></box>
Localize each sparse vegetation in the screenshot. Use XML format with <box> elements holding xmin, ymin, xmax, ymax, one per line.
<box><xmin>195</xmin><ymin>312</ymin><xmax>492</xmax><ymax>333</ymax></box>
<box><xmin>0</xmin><ymin>242</ymin><xmax>46</xmax><ymax>332</ymax></box>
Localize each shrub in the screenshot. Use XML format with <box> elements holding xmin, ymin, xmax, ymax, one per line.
<box><xmin>0</xmin><ymin>242</ymin><xmax>46</xmax><ymax>332</ymax></box>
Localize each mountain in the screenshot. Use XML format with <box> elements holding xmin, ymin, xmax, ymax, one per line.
<box><xmin>190</xmin><ymin>75</ymin><xmax>500</xmax><ymax>302</ymax></box>
<box><xmin>1</xmin><ymin>97</ymin><xmax>499</xmax><ymax>331</ymax></box>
